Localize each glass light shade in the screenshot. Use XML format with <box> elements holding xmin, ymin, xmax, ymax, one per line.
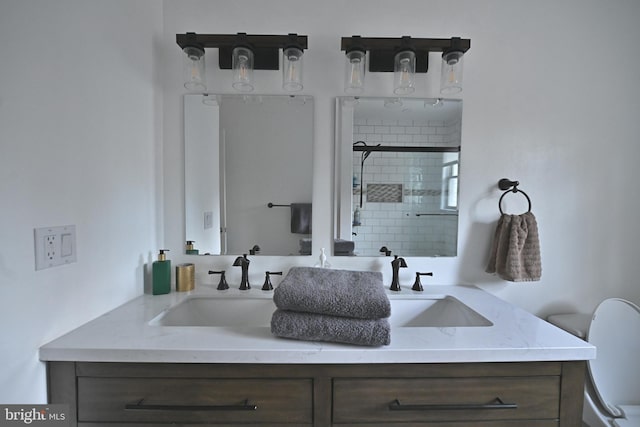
<box><xmin>393</xmin><ymin>50</ymin><xmax>416</xmax><ymax>95</ymax></box>
<box><xmin>440</xmin><ymin>51</ymin><xmax>464</xmax><ymax>94</ymax></box>
<box><xmin>183</xmin><ymin>46</ymin><xmax>206</xmax><ymax>91</ymax></box>
<box><xmin>282</xmin><ymin>47</ymin><xmax>304</xmax><ymax>91</ymax></box>
<box><xmin>344</xmin><ymin>50</ymin><xmax>366</xmax><ymax>94</ymax></box>
<box><xmin>232</xmin><ymin>47</ymin><xmax>254</xmax><ymax>92</ymax></box>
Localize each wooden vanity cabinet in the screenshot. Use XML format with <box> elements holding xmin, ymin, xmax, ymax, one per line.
<box><xmin>48</xmin><ymin>361</ymin><xmax>585</xmax><ymax>427</ymax></box>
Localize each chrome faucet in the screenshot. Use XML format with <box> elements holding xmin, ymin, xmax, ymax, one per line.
<box><xmin>390</xmin><ymin>255</ymin><xmax>407</xmax><ymax>291</ymax></box>
<box><xmin>233</xmin><ymin>254</ymin><xmax>251</xmax><ymax>290</ymax></box>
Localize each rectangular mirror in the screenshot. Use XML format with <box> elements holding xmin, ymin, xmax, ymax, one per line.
<box><xmin>334</xmin><ymin>97</ymin><xmax>462</xmax><ymax>257</ymax></box>
<box><xmin>185</xmin><ymin>94</ymin><xmax>313</xmax><ymax>256</ymax></box>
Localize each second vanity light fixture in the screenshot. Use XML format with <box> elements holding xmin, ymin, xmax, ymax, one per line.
<box><xmin>341</xmin><ymin>35</ymin><xmax>470</xmax><ymax>95</ymax></box>
<box><xmin>176</xmin><ymin>32</ymin><xmax>308</xmax><ymax>92</ymax></box>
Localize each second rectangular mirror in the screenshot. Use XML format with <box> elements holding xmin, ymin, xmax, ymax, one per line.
<box><xmin>185</xmin><ymin>94</ymin><xmax>313</xmax><ymax>256</ymax></box>
<box><xmin>334</xmin><ymin>97</ymin><xmax>462</xmax><ymax>257</ymax></box>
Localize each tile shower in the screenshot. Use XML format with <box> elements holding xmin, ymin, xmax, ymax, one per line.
<box><xmin>352</xmin><ymin>115</ymin><xmax>460</xmax><ymax>256</ymax></box>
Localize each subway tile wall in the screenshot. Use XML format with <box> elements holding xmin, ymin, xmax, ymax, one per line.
<box><xmin>352</xmin><ymin>117</ymin><xmax>460</xmax><ymax>256</ymax></box>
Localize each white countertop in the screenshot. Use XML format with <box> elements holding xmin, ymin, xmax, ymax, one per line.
<box><xmin>39</xmin><ymin>285</ymin><xmax>595</xmax><ymax>364</ymax></box>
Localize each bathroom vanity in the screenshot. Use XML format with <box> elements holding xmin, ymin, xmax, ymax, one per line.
<box><xmin>41</xmin><ymin>286</ymin><xmax>595</xmax><ymax>426</ymax></box>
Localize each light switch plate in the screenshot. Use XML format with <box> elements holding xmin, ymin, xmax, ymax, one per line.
<box><xmin>34</xmin><ymin>225</ymin><xmax>77</xmax><ymax>270</ymax></box>
<box><xmin>204</xmin><ymin>211</ymin><xmax>213</xmax><ymax>230</ymax></box>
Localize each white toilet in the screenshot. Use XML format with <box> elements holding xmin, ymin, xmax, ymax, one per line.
<box><xmin>548</xmin><ymin>298</ymin><xmax>640</xmax><ymax>427</ymax></box>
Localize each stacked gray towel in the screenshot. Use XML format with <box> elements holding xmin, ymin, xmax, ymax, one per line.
<box><xmin>271</xmin><ymin>267</ymin><xmax>391</xmax><ymax>346</ymax></box>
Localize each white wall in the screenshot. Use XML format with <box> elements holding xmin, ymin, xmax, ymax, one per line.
<box><xmin>2</xmin><ymin>0</ymin><xmax>637</xmax><ymax>405</ymax></box>
<box><xmin>163</xmin><ymin>0</ymin><xmax>640</xmax><ymax>317</ymax></box>
<box><xmin>0</xmin><ymin>0</ymin><xmax>163</xmax><ymax>402</ymax></box>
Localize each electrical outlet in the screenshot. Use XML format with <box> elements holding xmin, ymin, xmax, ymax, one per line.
<box><xmin>45</xmin><ymin>234</ymin><xmax>56</xmax><ymax>260</ymax></box>
<box><xmin>34</xmin><ymin>225</ymin><xmax>76</xmax><ymax>270</ymax></box>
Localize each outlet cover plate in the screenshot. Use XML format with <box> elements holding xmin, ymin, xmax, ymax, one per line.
<box><xmin>34</xmin><ymin>225</ymin><xmax>77</xmax><ymax>270</ymax></box>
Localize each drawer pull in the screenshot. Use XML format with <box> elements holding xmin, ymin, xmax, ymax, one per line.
<box><xmin>389</xmin><ymin>397</ymin><xmax>517</xmax><ymax>411</ymax></box>
<box><xmin>125</xmin><ymin>398</ymin><xmax>258</xmax><ymax>412</ymax></box>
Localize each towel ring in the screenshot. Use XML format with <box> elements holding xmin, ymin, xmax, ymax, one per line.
<box><xmin>497</xmin><ymin>179</ymin><xmax>532</xmax><ymax>214</ymax></box>
<box><xmin>498</xmin><ymin>188</ymin><xmax>532</xmax><ymax>214</ymax></box>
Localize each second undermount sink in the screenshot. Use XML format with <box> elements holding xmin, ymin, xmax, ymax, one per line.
<box><xmin>149</xmin><ymin>295</ymin><xmax>492</xmax><ymax>328</ymax></box>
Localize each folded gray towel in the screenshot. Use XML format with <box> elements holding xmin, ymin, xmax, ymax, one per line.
<box><xmin>273</xmin><ymin>267</ymin><xmax>390</xmax><ymax>319</ymax></box>
<box><xmin>486</xmin><ymin>212</ymin><xmax>542</xmax><ymax>282</ymax></box>
<box><xmin>271</xmin><ymin>309</ymin><xmax>390</xmax><ymax>346</ymax></box>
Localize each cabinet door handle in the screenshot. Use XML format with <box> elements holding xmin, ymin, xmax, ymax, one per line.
<box><xmin>389</xmin><ymin>397</ymin><xmax>517</xmax><ymax>411</ymax></box>
<box><xmin>125</xmin><ymin>398</ymin><xmax>257</xmax><ymax>411</ymax></box>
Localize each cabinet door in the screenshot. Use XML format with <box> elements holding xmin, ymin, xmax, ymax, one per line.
<box><xmin>78</xmin><ymin>377</ymin><xmax>312</xmax><ymax>424</ymax></box>
<box><xmin>333</xmin><ymin>376</ymin><xmax>560</xmax><ymax>423</ymax></box>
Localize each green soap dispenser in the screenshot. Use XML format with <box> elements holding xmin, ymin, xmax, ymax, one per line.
<box><xmin>152</xmin><ymin>249</ymin><xmax>171</xmax><ymax>295</ymax></box>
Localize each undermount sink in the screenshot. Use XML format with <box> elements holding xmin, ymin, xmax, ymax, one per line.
<box><xmin>150</xmin><ymin>297</ymin><xmax>276</xmax><ymax>327</ymax></box>
<box><xmin>389</xmin><ymin>297</ymin><xmax>493</xmax><ymax>327</ymax></box>
<box><xmin>149</xmin><ymin>295</ymin><xmax>492</xmax><ymax>328</ymax></box>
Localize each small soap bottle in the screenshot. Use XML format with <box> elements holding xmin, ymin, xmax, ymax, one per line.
<box><xmin>185</xmin><ymin>240</ymin><xmax>199</xmax><ymax>255</ymax></box>
<box><xmin>152</xmin><ymin>249</ymin><xmax>171</xmax><ymax>295</ymax></box>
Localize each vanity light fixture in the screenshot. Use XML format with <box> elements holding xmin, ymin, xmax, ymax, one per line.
<box><xmin>440</xmin><ymin>37</ymin><xmax>466</xmax><ymax>94</ymax></box>
<box><xmin>232</xmin><ymin>46</ymin><xmax>254</xmax><ymax>92</ymax></box>
<box><xmin>283</xmin><ymin>46</ymin><xmax>304</xmax><ymax>91</ymax></box>
<box><xmin>340</xmin><ymin>36</ymin><xmax>470</xmax><ymax>95</ymax></box>
<box><xmin>394</xmin><ymin>49</ymin><xmax>416</xmax><ymax>95</ymax></box>
<box><xmin>182</xmin><ymin>40</ymin><xmax>206</xmax><ymax>91</ymax></box>
<box><xmin>176</xmin><ymin>32</ymin><xmax>308</xmax><ymax>93</ymax></box>
<box><xmin>344</xmin><ymin>36</ymin><xmax>367</xmax><ymax>94</ymax></box>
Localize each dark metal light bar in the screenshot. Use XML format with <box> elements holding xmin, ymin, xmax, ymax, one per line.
<box><xmin>176</xmin><ymin>32</ymin><xmax>308</xmax><ymax>70</ymax></box>
<box><xmin>341</xmin><ymin>36</ymin><xmax>470</xmax><ymax>73</ymax></box>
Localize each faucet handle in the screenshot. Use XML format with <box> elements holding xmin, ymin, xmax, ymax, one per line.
<box><xmin>208</xmin><ymin>270</ymin><xmax>229</xmax><ymax>290</ymax></box>
<box><xmin>411</xmin><ymin>272</ymin><xmax>433</xmax><ymax>292</ymax></box>
<box><xmin>262</xmin><ymin>271</ymin><xmax>283</xmax><ymax>291</ymax></box>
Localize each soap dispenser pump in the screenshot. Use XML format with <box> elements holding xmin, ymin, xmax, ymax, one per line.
<box><xmin>314</xmin><ymin>248</ymin><xmax>331</xmax><ymax>269</ymax></box>
<box><xmin>152</xmin><ymin>249</ymin><xmax>171</xmax><ymax>295</ymax></box>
